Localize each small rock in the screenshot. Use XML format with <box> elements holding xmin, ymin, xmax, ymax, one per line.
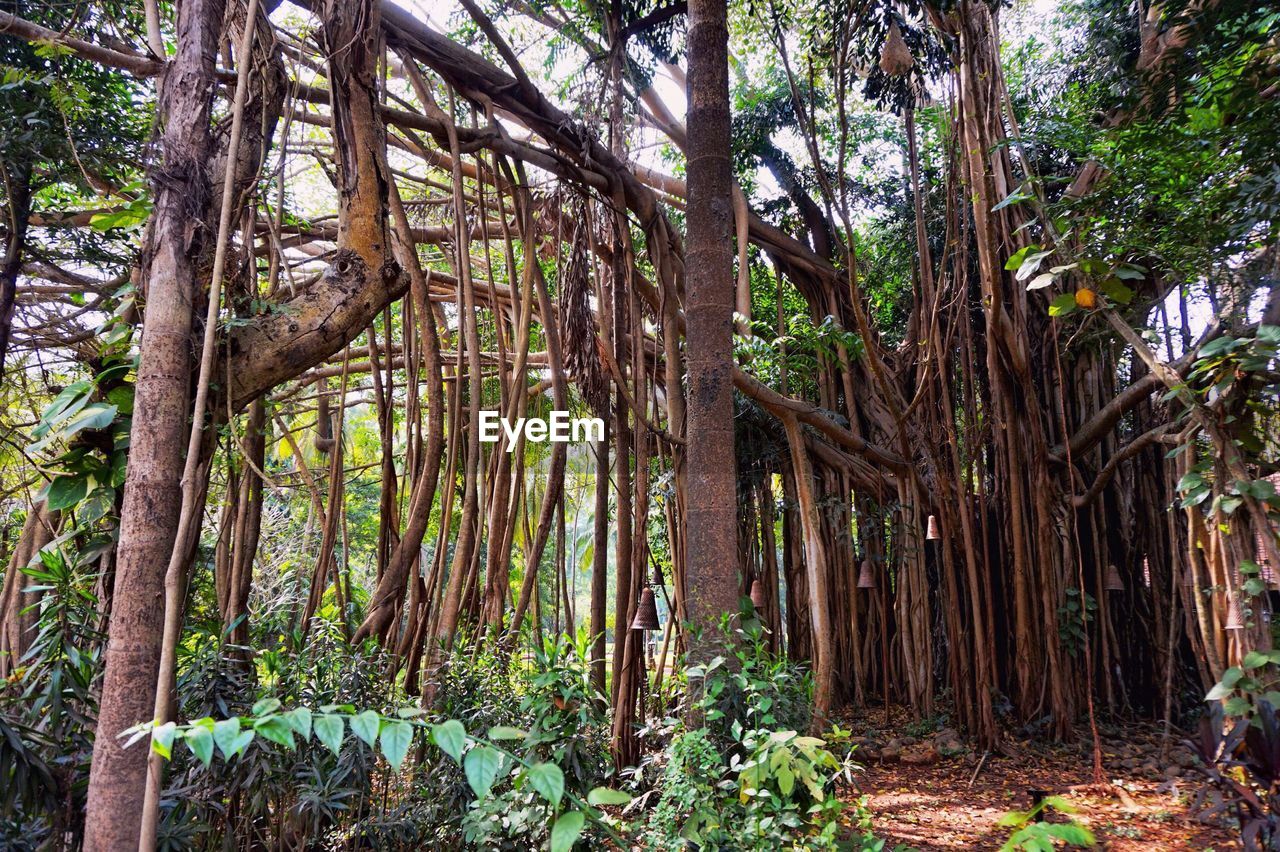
<box><xmin>902</xmin><ymin>736</ymin><xmax>918</xmax><ymax>746</ymax></box>
<box><xmin>1121</xmin><ymin>758</ymin><xmax>1139</xmax><ymax>769</ymax></box>
<box><xmin>1164</xmin><ymin>765</ymin><xmax>1184</xmax><ymax>778</ymax></box>
<box><xmin>901</xmin><ymin>744</ymin><xmax>938</xmax><ymax>766</ymax></box>
<box><xmin>1141</xmin><ymin>762</ymin><xmax>1160</xmax><ymax>777</ymax></box>
<box><xmin>880</xmin><ymin>745</ymin><xmax>901</xmax><ymax>761</ymax></box>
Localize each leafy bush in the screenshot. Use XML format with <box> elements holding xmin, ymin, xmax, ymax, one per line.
<box><xmin>640</xmin><ymin>620</ymin><xmax>859</xmax><ymax>850</ymax></box>
<box><xmin>1194</xmin><ymin>700</ymin><xmax>1280</xmax><ymax>850</ymax></box>
<box><xmin>997</xmin><ymin>795</ymin><xmax>1095</xmax><ymax>851</ymax></box>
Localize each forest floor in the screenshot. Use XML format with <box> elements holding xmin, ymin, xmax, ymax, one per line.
<box><xmin>841</xmin><ymin>708</ymin><xmax>1240</xmax><ymax>850</ymax></box>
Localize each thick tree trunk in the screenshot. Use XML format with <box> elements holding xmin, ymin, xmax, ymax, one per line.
<box><xmin>83</xmin><ymin>0</ymin><xmax>225</xmax><ymax>845</ymax></box>
<box><xmin>683</xmin><ymin>0</ymin><xmax>740</xmax><ymax>647</ymax></box>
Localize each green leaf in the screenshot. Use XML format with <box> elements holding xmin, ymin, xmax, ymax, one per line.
<box><xmin>550</xmin><ymin>810</ymin><xmax>585</xmax><ymax>852</ymax></box>
<box><xmin>1004</xmin><ymin>244</ymin><xmax>1037</xmax><ymax>271</ymax></box>
<box><xmin>1243</xmin><ymin>650</ymin><xmax>1270</xmax><ymax>670</ymax></box>
<box><xmin>777</xmin><ymin>761</ymin><xmax>795</xmax><ymax>796</ymax></box>
<box><xmin>464</xmin><ymin>745</ymin><xmax>501</xmax><ymax>797</ymax></box>
<box><xmin>993</xmin><ymin>188</ymin><xmax>1032</xmax><ymax>213</ymax></box>
<box><xmin>90</xmin><ymin>200</ymin><xmax>151</xmax><ymax>232</ymax></box>
<box><xmin>379</xmin><ymin>720</ymin><xmax>414</xmax><ymax>770</ymax></box>
<box><xmin>251</xmin><ymin>697</ymin><xmax>281</xmax><ymax>716</ymax></box>
<box><xmin>1043</xmin><ymin>823</ymin><xmax>1095</xmax><ymax>845</ymax></box>
<box><xmin>1207</xmin><ymin>667</ymin><xmax>1244</xmax><ymax>700</ymax></box>
<box><xmin>151</xmin><ymin>722</ymin><xmax>177</xmax><ymax>760</ymax></box>
<box><xmin>284</xmin><ymin>707</ymin><xmax>312</xmax><ymax>739</ymax></box>
<box><xmin>1199</xmin><ymin>336</ymin><xmax>1238</xmax><ymax>357</ymax></box>
<box><xmin>61</xmin><ymin>402</ymin><xmax>117</xmax><ymax>439</ymax></box>
<box><xmin>1048</xmin><ymin>293</ymin><xmax>1077</xmax><ymax>317</ymax></box>
<box><xmin>350</xmin><ymin>710</ymin><xmax>381</xmax><ymax>747</ymax></box>
<box><xmin>526</xmin><ymin>762</ymin><xmax>564</xmax><ymax>807</ymax></box>
<box><xmin>213</xmin><ymin>718</ymin><xmax>243</xmax><ymax>760</ymax></box>
<box><xmin>1099</xmin><ymin>277</ymin><xmax>1134</xmax><ymax>305</ymax></box>
<box><xmin>185</xmin><ymin>726</ymin><xmax>214</xmax><ymax>767</ymax></box>
<box><xmin>45</xmin><ymin>475</ymin><xmax>89</xmax><ymax>511</ymax></box>
<box><xmin>315</xmin><ymin>714</ymin><xmax>344</xmax><ymax>754</ymax></box>
<box><xmin>433</xmin><ymin>719</ymin><xmax>466</xmax><ymax>762</ymax></box>
<box><xmin>1025</xmin><ymin>272</ymin><xmax>1056</xmax><ymax>291</ymax></box>
<box><xmin>487</xmin><ymin>725</ymin><xmax>527</xmax><ymax>741</ymax></box>
<box><xmin>254</xmin><ymin>715</ymin><xmax>295</xmax><ymax>749</ymax></box>
<box><xmin>586</xmin><ymin>786</ymin><xmax>632</xmax><ymax>807</ymax></box>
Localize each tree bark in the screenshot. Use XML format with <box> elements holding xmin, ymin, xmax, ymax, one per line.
<box><xmin>683</xmin><ymin>0</ymin><xmax>740</xmax><ymax>649</ymax></box>
<box><xmin>83</xmin><ymin>0</ymin><xmax>225</xmax><ymax>845</ymax></box>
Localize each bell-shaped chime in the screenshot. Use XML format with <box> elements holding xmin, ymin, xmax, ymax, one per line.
<box><xmin>857</xmin><ymin>559</ymin><xmax>877</xmax><ymax>589</ymax></box>
<box><xmin>1105</xmin><ymin>564</ymin><xmax>1124</xmax><ymax>592</ymax></box>
<box><xmin>1225</xmin><ymin>595</ymin><xmax>1245</xmax><ymax>631</ymax></box>
<box><xmin>925</xmin><ymin>514</ymin><xmax>940</xmax><ymax>540</ymax></box>
<box><xmin>631</xmin><ymin>586</ymin><xmax>660</xmax><ymax>631</ymax></box>
<box><xmin>749</xmin><ymin>579</ymin><xmax>767</xmax><ymax>611</ymax></box>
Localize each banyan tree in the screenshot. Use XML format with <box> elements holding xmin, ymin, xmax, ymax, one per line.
<box><xmin>0</xmin><ymin>0</ymin><xmax>1277</xmax><ymax>847</ymax></box>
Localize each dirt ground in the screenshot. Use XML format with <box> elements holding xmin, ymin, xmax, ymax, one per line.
<box><xmin>841</xmin><ymin>711</ymin><xmax>1241</xmax><ymax>850</ymax></box>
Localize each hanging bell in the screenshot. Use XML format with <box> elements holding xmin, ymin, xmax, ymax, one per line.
<box><xmin>749</xmin><ymin>579</ymin><xmax>767</xmax><ymax>611</ymax></box>
<box><xmin>925</xmin><ymin>514</ymin><xmax>940</xmax><ymax>540</ymax></box>
<box><xmin>858</xmin><ymin>559</ymin><xmax>877</xmax><ymax>589</ymax></box>
<box><xmin>1225</xmin><ymin>595</ymin><xmax>1245</xmax><ymax>631</ymax></box>
<box><xmin>631</xmin><ymin>586</ymin><xmax>660</xmax><ymax>631</ymax></box>
<box><xmin>1105</xmin><ymin>564</ymin><xmax>1125</xmax><ymax>592</ymax></box>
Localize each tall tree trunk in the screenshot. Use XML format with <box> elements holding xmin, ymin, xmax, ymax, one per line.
<box><xmin>83</xmin><ymin>0</ymin><xmax>225</xmax><ymax>844</ymax></box>
<box><xmin>0</xmin><ymin>502</ymin><xmax>55</xmax><ymax>678</ymax></box>
<box><xmin>683</xmin><ymin>0</ymin><xmax>740</xmax><ymax>649</ymax></box>
<box><xmin>0</xmin><ymin>159</ymin><xmax>31</xmax><ymax>377</ymax></box>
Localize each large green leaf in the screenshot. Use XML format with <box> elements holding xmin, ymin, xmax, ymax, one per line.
<box><xmin>526</xmin><ymin>762</ymin><xmax>564</xmax><ymax>807</ymax></box>
<box><xmin>185</xmin><ymin>726</ymin><xmax>214</xmax><ymax>767</ymax></box>
<box><xmin>315</xmin><ymin>714</ymin><xmax>344</xmax><ymax>755</ymax></box>
<box><xmin>432</xmin><ymin>719</ymin><xmax>466</xmax><ymax>762</ymax></box>
<box><xmin>586</xmin><ymin>786</ymin><xmax>632</xmax><ymax>806</ymax></box>
<box><xmin>549</xmin><ymin>810</ymin><xmax>585</xmax><ymax>852</ymax></box>
<box><xmin>350</xmin><ymin>710</ymin><xmax>380</xmax><ymax>747</ymax></box>
<box><xmin>254</xmin><ymin>716</ymin><xmax>295</xmax><ymax>749</ymax></box>
<box><xmin>464</xmin><ymin>745</ymin><xmax>500</xmax><ymax>797</ymax></box>
<box><xmin>284</xmin><ymin>707</ymin><xmax>312</xmax><ymax>739</ymax></box>
<box><xmin>45</xmin><ymin>475</ymin><xmax>89</xmax><ymax>511</ymax></box>
<box><xmin>151</xmin><ymin>722</ymin><xmax>177</xmax><ymax>760</ymax></box>
<box><xmin>379</xmin><ymin>720</ymin><xmax>414</xmax><ymax>770</ymax></box>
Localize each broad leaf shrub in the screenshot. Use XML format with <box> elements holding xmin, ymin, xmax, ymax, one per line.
<box><xmin>1194</xmin><ymin>700</ymin><xmax>1280</xmax><ymax>850</ymax></box>
<box><xmin>637</xmin><ymin>618</ymin><xmax>881</xmax><ymax>850</ymax></box>
<box><xmin>128</xmin><ymin>621</ymin><xmax>892</xmax><ymax>849</ymax></box>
